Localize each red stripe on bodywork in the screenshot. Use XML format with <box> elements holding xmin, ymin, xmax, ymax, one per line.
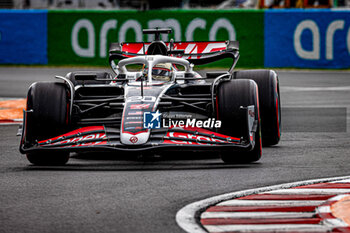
<box><xmin>120</xmin><ymin>102</ymin><xmax>148</xmax><ymax>135</ymax></box>
<box><xmin>210</xmin><ymin>232</ymin><xmax>338</xmax><ymax>233</ymax></box>
<box><xmin>276</xmin><ymin>96</ymin><xmax>280</xmax><ymax>138</ymax></box>
<box><xmin>237</xmin><ymin>194</ymin><xmax>335</xmax><ymax>201</ymax></box>
<box><xmin>38</xmin><ymin>126</ymin><xmax>105</xmax><ymax>144</ymax></box>
<box><xmin>122</xmin><ymin>41</ymin><xmax>227</xmax><ymax>57</ymax></box>
<box><xmin>201</xmin><ymin>218</ymin><xmax>321</xmax><ymax>225</ymax></box>
<box><xmin>163</xmin><ymin>126</ymin><xmax>240</xmax><ymax>145</ymax></box>
<box><xmin>294</xmin><ymin>183</ymin><xmax>350</xmax><ymax>189</ymax></box>
<box><xmin>206</xmin><ymin>206</ymin><xmax>317</xmax><ymax>212</ymax></box>
<box><xmin>126</xmin><ymin>121</ymin><xmax>143</xmax><ymax>124</ymax></box>
<box><xmin>274</xmin><ymin>75</ymin><xmax>280</xmax><ymax>139</ymax></box>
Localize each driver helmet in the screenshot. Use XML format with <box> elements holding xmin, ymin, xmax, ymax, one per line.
<box><xmin>151</xmin><ymin>63</ymin><xmax>173</xmax><ymax>81</ymax></box>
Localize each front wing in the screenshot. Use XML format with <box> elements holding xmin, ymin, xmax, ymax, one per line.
<box><xmin>20</xmin><ymin>125</ymin><xmax>254</xmax><ymax>154</ymax></box>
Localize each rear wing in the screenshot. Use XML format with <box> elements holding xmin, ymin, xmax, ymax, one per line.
<box><xmin>109</xmin><ymin>41</ymin><xmax>240</xmax><ymax>72</ymax></box>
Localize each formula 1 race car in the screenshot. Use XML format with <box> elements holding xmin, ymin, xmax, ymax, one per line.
<box><xmin>19</xmin><ymin>28</ymin><xmax>281</xmax><ymax>165</ymax></box>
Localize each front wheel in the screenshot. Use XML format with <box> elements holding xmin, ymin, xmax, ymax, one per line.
<box><xmin>25</xmin><ymin>82</ymin><xmax>70</xmax><ymax>165</ymax></box>
<box><xmin>216</xmin><ymin>79</ymin><xmax>262</xmax><ymax>163</ymax></box>
<box><xmin>26</xmin><ymin>153</ymin><xmax>70</xmax><ymax>166</ymax></box>
<box><xmin>235</xmin><ymin>70</ymin><xmax>281</xmax><ymax>146</ymax></box>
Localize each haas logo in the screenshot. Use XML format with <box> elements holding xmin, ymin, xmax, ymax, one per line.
<box><xmin>129</xmin><ymin>136</ymin><xmax>138</xmax><ymax>144</ymax></box>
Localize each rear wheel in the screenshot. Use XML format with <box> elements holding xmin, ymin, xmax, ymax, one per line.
<box><xmin>216</xmin><ymin>79</ymin><xmax>262</xmax><ymax>163</ymax></box>
<box><xmin>25</xmin><ymin>82</ymin><xmax>70</xmax><ymax>165</ymax></box>
<box><xmin>235</xmin><ymin>70</ymin><xmax>281</xmax><ymax>146</ymax></box>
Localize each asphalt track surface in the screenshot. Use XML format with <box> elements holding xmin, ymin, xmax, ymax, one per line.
<box><xmin>1</xmin><ymin>67</ymin><xmax>350</xmax><ymax>233</ymax></box>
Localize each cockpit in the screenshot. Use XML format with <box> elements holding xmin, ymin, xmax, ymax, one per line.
<box><xmin>144</xmin><ymin>63</ymin><xmax>173</xmax><ymax>82</ymax></box>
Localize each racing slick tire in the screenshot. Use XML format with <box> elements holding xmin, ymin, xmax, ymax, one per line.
<box><xmin>25</xmin><ymin>82</ymin><xmax>70</xmax><ymax>165</ymax></box>
<box><xmin>26</xmin><ymin>152</ymin><xmax>70</xmax><ymax>166</ymax></box>
<box><xmin>235</xmin><ymin>70</ymin><xmax>281</xmax><ymax>146</ymax></box>
<box><xmin>216</xmin><ymin>79</ymin><xmax>262</xmax><ymax>163</ymax></box>
<box><xmin>66</xmin><ymin>71</ymin><xmax>112</xmax><ymax>86</ymax></box>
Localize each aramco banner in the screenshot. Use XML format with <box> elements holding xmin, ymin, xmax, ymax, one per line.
<box><xmin>265</xmin><ymin>9</ymin><xmax>350</xmax><ymax>69</ymax></box>
<box><xmin>0</xmin><ymin>10</ymin><xmax>47</xmax><ymax>64</ymax></box>
<box><xmin>0</xmin><ymin>9</ymin><xmax>349</xmax><ymax>68</ymax></box>
<box><xmin>47</xmin><ymin>10</ymin><xmax>264</xmax><ymax>67</ymax></box>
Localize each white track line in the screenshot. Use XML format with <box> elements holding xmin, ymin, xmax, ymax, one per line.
<box><xmin>203</xmin><ymin>224</ymin><xmax>329</xmax><ymax>233</ymax></box>
<box><xmin>265</xmin><ymin>188</ymin><xmax>350</xmax><ymax>195</ymax></box>
<box><xmin>176</xmin><ymin>175</ymin><xmax>350</xmax><ymax>233</ymax></box>
<box><xmin>201</xmin><ymin>211</ymin><xmax>315</xmax><ymax>219</ymax></box>
<box><xmin>217</xmin><ymin>199</ymin><xmax>324</xmax><ymax>206</ymax></box>
<box><xmin>281</xmin><ymin>86</ymin><xmax>350</xmax><ymax>92</ymax></box>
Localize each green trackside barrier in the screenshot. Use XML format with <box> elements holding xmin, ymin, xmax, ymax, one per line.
<box><xmin>48</xmin><ymin>9</ymin><xmax>264</xmax><ymax>68</ymax></box>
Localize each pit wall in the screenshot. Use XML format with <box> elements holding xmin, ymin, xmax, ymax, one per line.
<box><xmin>0</xmin><ymin>9</ymin><xmax>349</xmax><ymax>68</ymax></box>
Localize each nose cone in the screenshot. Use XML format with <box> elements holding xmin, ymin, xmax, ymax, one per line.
<box><xmin>121</xmin><ymin>132</ymin><xmax>150</xmax><ymax>145</ymax></box>
<box><xmin>120</xmin><ymin>100</ymin><xmax>153</xmax><ymax>145</ymax></box>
